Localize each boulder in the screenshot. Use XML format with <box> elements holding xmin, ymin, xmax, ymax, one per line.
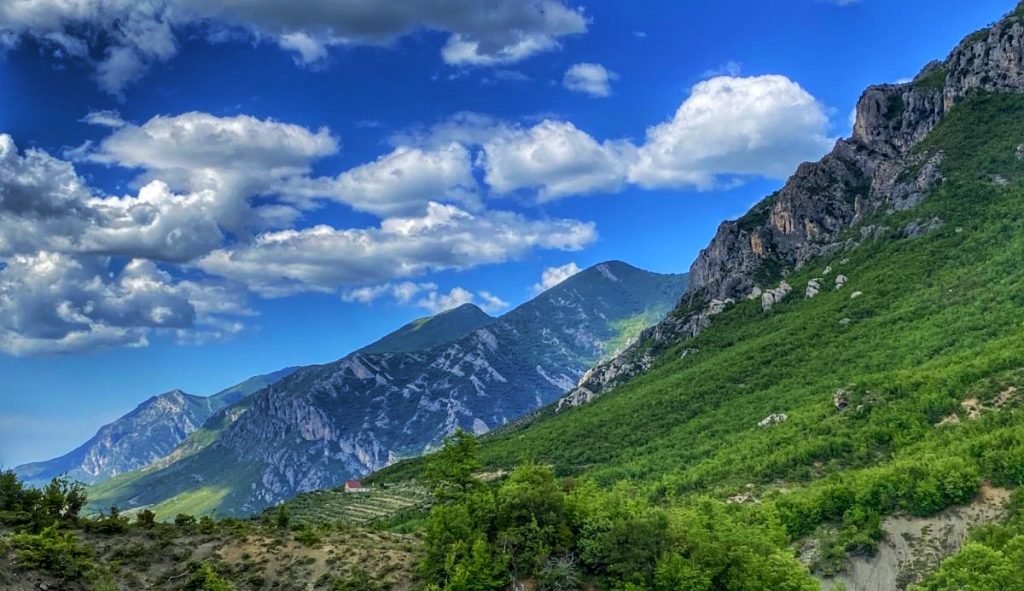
<box><xmin>835</xmin><ymin>275</ymin><xmax>848</xmax><ymax>290</ymax></box>
<box><xmin>833</xmin><ymin>389</ymin><xmax>851</xmax><ymax>412</ymax></box>
<box><xmin>851</xmin><ymin>291</ymin><xmax>863</xmax><ymax>299</ymax></box>
<box><xmin>806</xmin><ymin>278</ymin><xmax>823</xmax><ymax>299</ymax></box>
<box><xmin>758</xmin><ymin>413</ymin><xmax>789</xmax><ymax>428</ymax></box>
<box><xmin>761</xmin><ymin>281</ymin><xmax>793</xmax><ymax>312</ymax></box>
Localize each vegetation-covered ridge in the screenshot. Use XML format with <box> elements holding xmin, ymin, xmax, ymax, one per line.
<box><xmin>374</xmin><ymin>91</ymin><xmax>1024</xmax><ymax>589</ymax></box>
<box><xmin>0</xmin><ymin>470</ymin><xmax>420</xmax><ymax>590</ymax></box>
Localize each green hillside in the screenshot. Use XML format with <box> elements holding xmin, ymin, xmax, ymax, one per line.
<box><xmin>374</xmin><ymin>93</ymin><xmax>1024</xmax><ymax>589</ymax></box>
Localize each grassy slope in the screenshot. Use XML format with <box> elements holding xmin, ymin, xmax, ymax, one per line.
<box><xmin>377</xmin><ymin>94</ymin><xmax>1024</xmax><ymax>576</ymax></box>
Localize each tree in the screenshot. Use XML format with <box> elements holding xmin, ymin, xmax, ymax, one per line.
<box><xmin>424</xmin><ymin>429</ymin><xmax>484</xmax><ymax>503</ymax></box>
<box><xmin>494</xmin><ymin>464</ymin><xmax>573</xmax><ymax>577</ymax></box>
<box><xmin>183</xmin><ymin>563</ymin><xmax>235</xmax><ymax>591</ymax></box>
<box><xmin>918</xmin><ymin>542</ymin><xmax>1024</xmax><ymax>591</ymax></box>
<box><xmin>275</xmin><ymin>505</ymin><xmax>290</xmax><ymax>529</ymax></box>
<box><xmin>136</xmin><ymin>509</ymin><xmax>157</xmax><ymax>528</ymax></box>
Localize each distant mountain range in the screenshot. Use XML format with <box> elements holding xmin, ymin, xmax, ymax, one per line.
<box><xmin>82</xmin><ymin>261</ymin><xmax>686</xmax><ymax>516</ymax></box>
<box><xmin>13</xmin><ymin>367</ymin><xmax>297</xmax><ymax>487</ymax></box>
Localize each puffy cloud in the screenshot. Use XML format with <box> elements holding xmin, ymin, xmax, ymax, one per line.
<box><xmin>415</xmin><ymin>286</ymin><xmax>475</xmax><ymax>314</ymax></box>
<box><xmin>628</xmin><ymin>75</ymin><xmax>834</xmax><ymax>189</ymax></box>
<box><xmin>197</xmin><ymin>202</ymin><xmax>596</xmax><ymax>296</ymax></box>
<box><xmin>284</xmin><ymin>142</ymin><xmax>478</xmax><ymax>216</ymax></box>
<box><xmin>388</xmin><ymin>112</ymin><xmax>515</xmax><ymax>150</ymax></box>
<box><xmin>0</xmin><ymin>0</ymin><xmax>587</xmax><ymax>93</ymax></box>
<box><xmin>0</xmin><ymin>0</ymin><xmax>177</xmax><ymax>95</ymax></box>
<box><xmin>480</xmin><ymin>120</ymin><xmax>634</xmax><ymax>200</ymax></box>
<box><xmin>476</xmin><ymin>291</ymin><xmax>509</xmax><ymax>313</ymax></box>
<box><xmin>395</xmin><ymin>76</ymin><xmax>833</xmax><ymax>199</ymax></box>
<box><xmin>563</xmin><ymin>63</ymin><xmax>617</xmax><ymax>97</ymax></box>
<box><xmin>89</xmin><ymin>112</ymin><xmax>338</xmax><ymax>190</ymax></box>
<box><xmin>0</xmin><ymin>134</ymin><xmax>226</xmax><ymax>262</ymax></box>
<box><xmin>84</xmin><ymin>112</ymin><xmax>340</xmax><ymax>235</ymax></box>
<box><xmin>344</xmin><ymin>281</ymin><xmax>507</xmax><ymax>314</ymax></box>
<box><xmin>533</xmin><ymin>262</ymin><xmax>581</xmax><ymax>294</ymax></box>
<box><xmin>81</xmin><ymin>110</ymin><xmax>126</xmax><ymax>128</ymax></box>
<box><xmin>0</xmin><ymin>252</ymin><xmax>248</xmax><ymax>355</ymax></box>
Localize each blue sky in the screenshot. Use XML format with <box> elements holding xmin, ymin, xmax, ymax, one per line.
<box><xmin>0</xmin><ymin>0</ymin><xmax>1013</xmax><ymax>467</ymax></box>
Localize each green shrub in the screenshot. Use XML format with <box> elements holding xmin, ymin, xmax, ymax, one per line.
<box><xmin>135</xmin><ymin>509</ymin><xmax>157</xmax><ymax>528</ymax></box>
<box><xmin>9</xmin><ymin>526</ymin><xmax>95</xmax><ymax>580</ymax></box>
<box><xmin>183</xmin><ymin>563</ymin><xmax>235</xmax><ymax>591</ymax></box>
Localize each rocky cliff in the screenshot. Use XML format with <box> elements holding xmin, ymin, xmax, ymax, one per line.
<box><xmin>558</xmin><ymin>4</ymin><xmax>1024</xmax><ymax>409</ymax></box>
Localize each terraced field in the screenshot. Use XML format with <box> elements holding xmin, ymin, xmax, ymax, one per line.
<box><xmin>281</xmin><ymin>485</ymin><xmax>432</xmax><ymax>526</ymax></box>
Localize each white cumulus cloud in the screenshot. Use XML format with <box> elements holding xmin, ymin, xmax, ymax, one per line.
<box><xmin>197</xmin><ymin>202</ymin><xmax>596</xmax><ymax>297</ymax></box>
<box><xmin>0</xmin><ymin>0</ymin><xmax>587</xmax><ymax>94</ymax></box>
<box><xmin>533</xmin><ymin>262</ymin><xmax>581</xmax><ymax>294</ymax></box>
<box><xmin>563</xmin><ymin>63</ymin><xmax>617</xmax><ymax>97</ymax></box>
<box><xmin>628</xmin><ymin>75</ymin><xmax>834</xmax><ymax>189</ymax></box>
<box><xmin>480</xmin><ymin>120</ymin><xmax>635</xmax><ymax>200</ymax></box>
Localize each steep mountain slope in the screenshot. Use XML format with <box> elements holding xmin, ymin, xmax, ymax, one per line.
<box><xmin>88</xmin><ymin>261</ymin><xmax>686</xmax><ymax>517</ymax></box>
<box><xmin>370</xmin><ymin>8</ymin><xmax>1024</xmax><ymax>589</ymax></box>
<box><xmin>558</xmin><ymin>4</ymin><xmax>1024</xmax><ymax>409</ymax></box>
<box><xmin>359</xmin><ymin>303</ymin><xmax>494</xmax><ymax>354</ymax></box>
<box><xmin>14</xmin><ymin>368</ymin><xmax>297</xmax><ymax>487</ymax></box>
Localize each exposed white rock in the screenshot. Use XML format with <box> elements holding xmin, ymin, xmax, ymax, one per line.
<box><xmin>823</xmin><ymin>265</ymin><xmax>833</xmax><ymax>276</ymax></box>
<box><xmin>758</xmin><ymin>413</ymin><xmax>788</xmax><ymax>428</ymax></box>
<box><xmin>835</xmin><ymin>274</ymin><xmax>848</xmax><ymax>290</ymax></box>
<box><xmin>596</xmin><ymin>263</ymin><xmax>620</xmax><ymax>282</ymax></box>
<box><xmin>707</xmin><ymin>298</ymin><xmax>735</xmax><ymax>315</ymax></box>
<box><xmin>747</xmin><ymin>286</ymin><xmax>763</xmax><ymax>300</ymax></box>
<box><xmin>850</xmin><ymin>291</ymin><xmax>863</xmax><ymax>299</ymax></box>
<box><xmin>806</xmin><ymin>279</ymin><xmax>822</xmax><ymax>299</ymax></box>
<box><xmin>839</xmin><ymin>318</ymin><xmax>852</xmax><ymax>326</ymax></box>
<box><xmin>761</xmin><ymin>281</ymin><xmax>792</xmax><ymax>312</ymax></box>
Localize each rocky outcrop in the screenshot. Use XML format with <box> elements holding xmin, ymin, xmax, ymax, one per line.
<box><xmin>557</xmin><ymin>4</ymin><xmax>1024</xmax><ymax>411</ymax></box>
<box><xmin>806</xmin><ymin>279</ymin><xmax>823</xmax><ymax>299</ymax></box>
<box><xmin>758</xmin><ymin>413</ymin><xmax>788</xmax><ymax>428</ymax></box>
<box><xmin>761</xmin><ymin>281</ymin><xmax>793</xmax><ymax>312</ymax></box>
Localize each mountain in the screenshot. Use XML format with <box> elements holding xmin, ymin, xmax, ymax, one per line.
<box><xmin>87</xmin><ymin>261</ymin><xmax>686</xmax><ymax>516</ymax></box>
<box><xmin>369</xmin><ymin>6</ymin><xmax>1024</xmax><ymax>588</ymax></box>
<box><xmin>359</xmin><ymin>303</ymin><xmax>494</xmax><ymax>355</ymax></box>
<box><xmin>557</xmin><ymin>4</ymin><xmax>1024</xmax><ymax>410</ymax></box>
<box><xmin>13</xmin><ymin>367</ymin><xmax>296</xmax><ymax>487</ymax></box>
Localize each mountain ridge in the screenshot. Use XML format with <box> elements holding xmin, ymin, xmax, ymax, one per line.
<box><xmin>13</xmin><ymin>367</ymin><xmax>298</xmax><ymax>487</ymax></box>
<box><xmin>88</xmin><ymin>261</ymin><xmax>687</xmax><ymax>516</ymax></box>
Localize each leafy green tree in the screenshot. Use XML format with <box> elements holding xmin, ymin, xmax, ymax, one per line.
<box><xmin>183</xmin><ymin>563</ymin><xmax>235</xmax><ymax>591</ymax></box>
<box><xmin>9</xmin><ymin>525</ymin><xmax>95</xmax><ymax>580</ymax></box>
<box><xmin>494</xmin><ymin>464</ymin><xmax>573</xmax><ymax>577</ymax></box>
<box><xmin>440</xmin><ymin>538</ymin><xmax>506</xmax><ymax>591</ymax></box>
<box><xmin>136</xmin><ymin>509</ymin><xmax>157</xmax><ymax>528</ymax></box>
<box><xmin>653</xmin><ymin>553</ymin><xmax>711</xmax><ymax>591</ymax></box>
<box><xmin>275</xmin><ymin>504</ymin><xmax>290</xmax><ymax>529</ymax></box>
<box><xmin>424</xmin><ymin>429</ymin><xmax>484</xmax><ymax>502</ymax></box>
<box><xmin>917</xmin><ymin>542</ymin><xmax>1024</xmax><ymax>591</ymax></box>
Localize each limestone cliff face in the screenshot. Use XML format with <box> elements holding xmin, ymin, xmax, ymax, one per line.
<box><xmin>557</xmin><ymin>5</ymin><xmax>1024</xmax><ymax>410</ymax></box>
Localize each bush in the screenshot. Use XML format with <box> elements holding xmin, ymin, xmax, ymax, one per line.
<box><xmin>183</xmin><ymin>563</ymin><xmax>235</xmax><ymax>591</ymax></box>
<box><xmin>539</xmin><ymin>555</ymin><xmax>581</xmax><ymax>591</ymax></box>
<box><xmin>9</xmin><ymin>525</ymin><xmax>95</xmax><ymax>580</ymax></box>
<box><xmin>175</xmin><ymin>513</ymin><xmax>197</xmax><ymax>527</ymax></box>
<box><xmin>136</xmin><ymin>509</ymin><xmax>157</xmax><ymax>528</ymax></box>
<box><xmin>86</xmin><ymin>506</ymin><xmax>130</xmax><ymax>534</ymax></box>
